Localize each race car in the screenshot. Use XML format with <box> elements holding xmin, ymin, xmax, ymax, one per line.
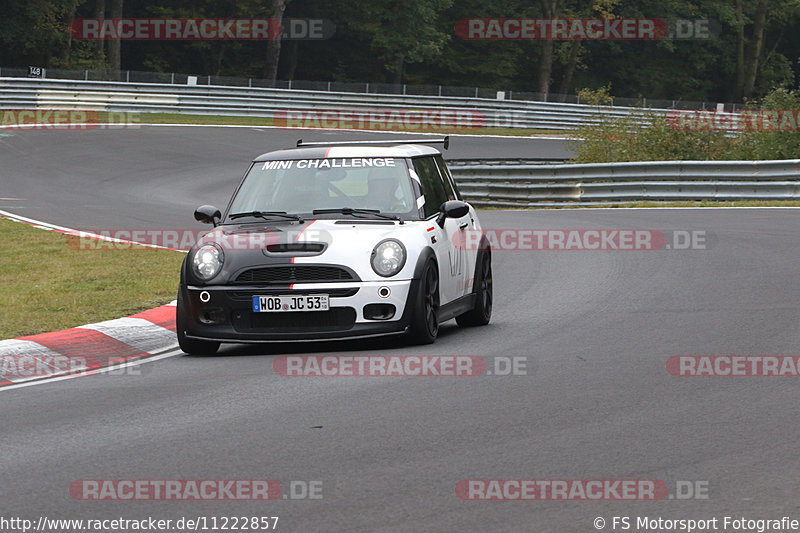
<box><xmin>176</xmin><ymin>137</ymin><xmax>492</xmax><ymax>355</ymax></box>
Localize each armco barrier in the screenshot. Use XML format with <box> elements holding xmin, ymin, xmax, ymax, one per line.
<box><xmin>2</xmin><ymin>66</ymin><xmax>728</xmax><ymax>109</ymax></box>
<box><xmin>448</xmin><ymin>159</ymin><xmax>800</xmax><ymax>206</ymax></box>
<box><xmin>0</xmin><ymin>77</ymin><xmax>659</xmax><ymax>130</ymax></box>
<box><xmin>1</xmin><ymin>78</ymin><xmax>793</xmax><ymax>206</ymax></box>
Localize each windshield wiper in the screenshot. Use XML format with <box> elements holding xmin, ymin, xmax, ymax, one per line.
<box><xmin>229</xmin><ymin>211</ymin><xmax>305</xmax><ymax>223</ymax></box>
<box><xmin>312</xmin><ymin>207</ymin><xmax>403</xmax><ymax>224</ymax></box>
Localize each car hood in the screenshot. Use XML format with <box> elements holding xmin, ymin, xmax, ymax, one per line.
<box><xmin>190</xmin><ymin>219</ymin><xmax>428</xmax><ymax>285</ymax></box>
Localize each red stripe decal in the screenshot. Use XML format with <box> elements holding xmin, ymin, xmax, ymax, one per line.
<box><xmin>296</xmin><ymin>220</ymin><xmax>315</xmax><ymax>241</ymax></box>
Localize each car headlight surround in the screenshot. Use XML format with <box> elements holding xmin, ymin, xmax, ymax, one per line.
<box><xmin>192</xmin><ymin>243</ymin><xmax>224</xmax><ymax>281</ymax></box>
<box><xmin>371</xmin><ymin>239</ymin><xmax>406</xmax><ymax>277</ymax></box>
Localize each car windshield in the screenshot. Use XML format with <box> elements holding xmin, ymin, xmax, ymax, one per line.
<box><xmin>227</xmin><ymin>157</ymin><xmax>418</xmax><ymax>221</ymax></box>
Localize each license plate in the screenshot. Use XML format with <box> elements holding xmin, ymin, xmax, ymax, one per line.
<box><xmin>252</xmin><ymin>294</ymin><xmax>329</xmax><ymax>313</ymax></box>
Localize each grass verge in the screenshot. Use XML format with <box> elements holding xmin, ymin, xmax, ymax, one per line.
<box><xmin>0</xmin><ymin>217</ymin><xmax>184</xmax><ymax>339</ymax></box>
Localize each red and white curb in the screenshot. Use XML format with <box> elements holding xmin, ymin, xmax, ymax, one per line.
<box><xmin>0</xmin><ymin>302</ymin><xmax>179</xmax><ymax>388</ymax></box>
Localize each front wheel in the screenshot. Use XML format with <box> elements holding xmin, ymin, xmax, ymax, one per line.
<box><xmin>456</xmin><ymin>252</ymin><xmax>492</xmax><ymax>327</ymax></box>
<box><xmin>176</xmin><ymin>291</ymin><xmax>220</xmax><ymax>355</ymax></box>
<box><xmin>407</xmin><ymin>261</ymin><xmax>440</xmax><ymax>345</ymax></box>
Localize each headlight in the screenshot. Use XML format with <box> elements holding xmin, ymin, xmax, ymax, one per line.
<box><xmin>371</xmin><ymin>239</ymin><xmax>406</xmax><ymax>277</ymax></box>
<box><xmin>192</xmin><ymin>244</ymin><xmax>224</xmax><ymax>281</ymax></box>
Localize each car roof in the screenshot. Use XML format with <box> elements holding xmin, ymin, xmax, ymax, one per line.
<box><xmin>253</xmin><ymin>144</ymin><xmax>442</xmax><ymax>161</ymax></box>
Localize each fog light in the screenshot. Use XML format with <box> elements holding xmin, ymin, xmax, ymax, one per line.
<box><xmin>378</xmin><ymin>286</ymin><xmax>391</xmax><ymax>298</ymax></box>
<box><xmin>364</xmin><ymin>303</ymin><xmax>396</xmax><ymax>320</ymax></box>
<box><xmin>198</xmin><ymin>307</ymin><xmax>226</xmax><ymax>325</ymax></box>
<box><xmin>199</xmin><ymin>291</ymin><xmax>211</xmax><ymax>303</ymax></box>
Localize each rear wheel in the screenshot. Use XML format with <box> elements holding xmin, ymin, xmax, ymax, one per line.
<box><xmin>176</xmin><ymin>291</ymin><xmax>220</xmax><ymax>355</ymax></box>
<box><xmin>456</xmin><ymin>252</ymin><xmax>492</xmax><ymax>327</ymax></box>
<box><xmin>407</xmin><ymin>261</ymin><xmax>440</xmax><ymax>345</ymax></box>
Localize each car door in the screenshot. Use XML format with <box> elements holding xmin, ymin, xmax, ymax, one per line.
<box><xmin>411</xmin><ymin>156</ymin><xmax>469</xmax><ymax>304</ymax></box>
<box><xmin>435</xmin><ymin>155</ymin><xmax>477</xmax><ymax>296</ymax></box>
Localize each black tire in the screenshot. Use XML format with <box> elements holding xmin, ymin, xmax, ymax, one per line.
<box><xmin>176</xmin><ymin>291</ymin><xmax>220</xmax><ymax>355</ymax></box>
<box><xmin>456</xmin><ymin>252</ymin><xmax>492</xmax><ymax>327</ymax></box>
<box><xmin>407</xmin><ymin>260</ymin><xmax>440</xmax><ymax>345</ymax></box>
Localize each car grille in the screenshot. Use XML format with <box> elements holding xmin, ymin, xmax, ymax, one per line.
<box><xmin>234</xmin><ymin>265</ymin><xmax>357</xmax><ymax>284</ymax></box>
<box><xmin>233</xmin><ymin>308</ymin><xmax>357</xmax><ymax>333</ymax></box>
<box><xmin>230</xmin><ymin>288</ymin><xmax>359</xmax><ymax>299</ymax></box>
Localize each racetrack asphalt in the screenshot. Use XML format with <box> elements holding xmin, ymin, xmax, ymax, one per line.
<box><xmin>1</xmin><ymin>126</ymin><xmax>799</xmax><ymax>532</ymax></box>
<box><xmin>0</xmin><ymin>126</ymin><xmax>574</xmax><ymax>231</ymax></box>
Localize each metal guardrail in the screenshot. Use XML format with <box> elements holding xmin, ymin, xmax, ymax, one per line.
<box><xmin>0</xmin><ymin>77</ymin><xmax>661</xmax><ymax>131</ymax></box>
<box><xmin>448</xmin><ymin>159</ymin><xmax>800</xmax><ymax>206</ymax></box>
<box><xmin>448</xmin><ymin>158</ymin><xmax>569</xmax><ymax>166</ymax></box>
<box><xmin>1</xmin><ymin>78</ymin><xmax>791</xmax><ymax>206</ymax></box>
<box><xmin>0</xmin><ymin>66</ymin><xmax>729</xmax><ymax>110</ymax></box>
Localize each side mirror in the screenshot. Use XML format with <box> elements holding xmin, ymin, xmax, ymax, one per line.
<box><xmin>194</xmin><ymin>205</ymin><xmax>221</xmax><ymax>225</ymax></box>
<box><xmin>436</xmin><ymin>200</ymin><xmax>470</xmax><ymax>228</ymax></box>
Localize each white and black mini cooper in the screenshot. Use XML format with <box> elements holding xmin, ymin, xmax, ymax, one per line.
<box><xmin>176</xmin><ymin>137</ymin><xmax>492</xmax><ymax>354</ymax></box>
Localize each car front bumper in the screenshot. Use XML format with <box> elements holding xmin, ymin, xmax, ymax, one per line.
<box><xmin>178</xmin><ymin>279</ymin><xmax>417</xmax><ymax>343</ymax></box>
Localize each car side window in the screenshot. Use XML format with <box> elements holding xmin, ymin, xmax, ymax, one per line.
<box><xmin>434</xmin><ymin>155</ymin><xmax>461</xmax><ymax>200</ymax></box>
<box><xmin>412</xmin><ymin>156</ymin><xmax>448</xmax><ymax>218</ymax></box>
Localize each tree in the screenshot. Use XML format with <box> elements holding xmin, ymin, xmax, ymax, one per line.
<box><xmin>554</xmin><ymin>1</ymin><xmax>620</xmax><ymax>100</ymax></box>
<box><xmin>107</xmin><ymin>0</ymin><xmax>123</xmax><ymax>73</ymax></box>
<box><xmin>0</xmin><ymin>0</ymin><xmax>83</xmax><ymax>67</ymax></box>
<box><xmin>262</xmin><ymin>0</ymin><xmax>286</xmax><ymax>80</ymax></box>
<box><xmin>429</xmin><ymin>0</ymin><xmax>527</xmax><ymax>89</ymax></box>
<box><xmin>347</xmin><ymin>0</ymin><xmax>453</xmax><ymax>84</ymax></box>
<box><xmin>537</xmin><ymin>0</ymin><xmax>561</xmax><ymax>96</ymax></box>
<box><xmin>734</xmin><ymin>0</ymin><xmax>799</xmax><ymax>100</ymax></box>
<box><xmin>3</xmin><ymin>0</ymin><xmax>800</xmax><ymax>105</ymax></box>
<box><xmin>94</xmin><ymin>0</ymin><xmax>105</xmax><ymax>58</ymax></box>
